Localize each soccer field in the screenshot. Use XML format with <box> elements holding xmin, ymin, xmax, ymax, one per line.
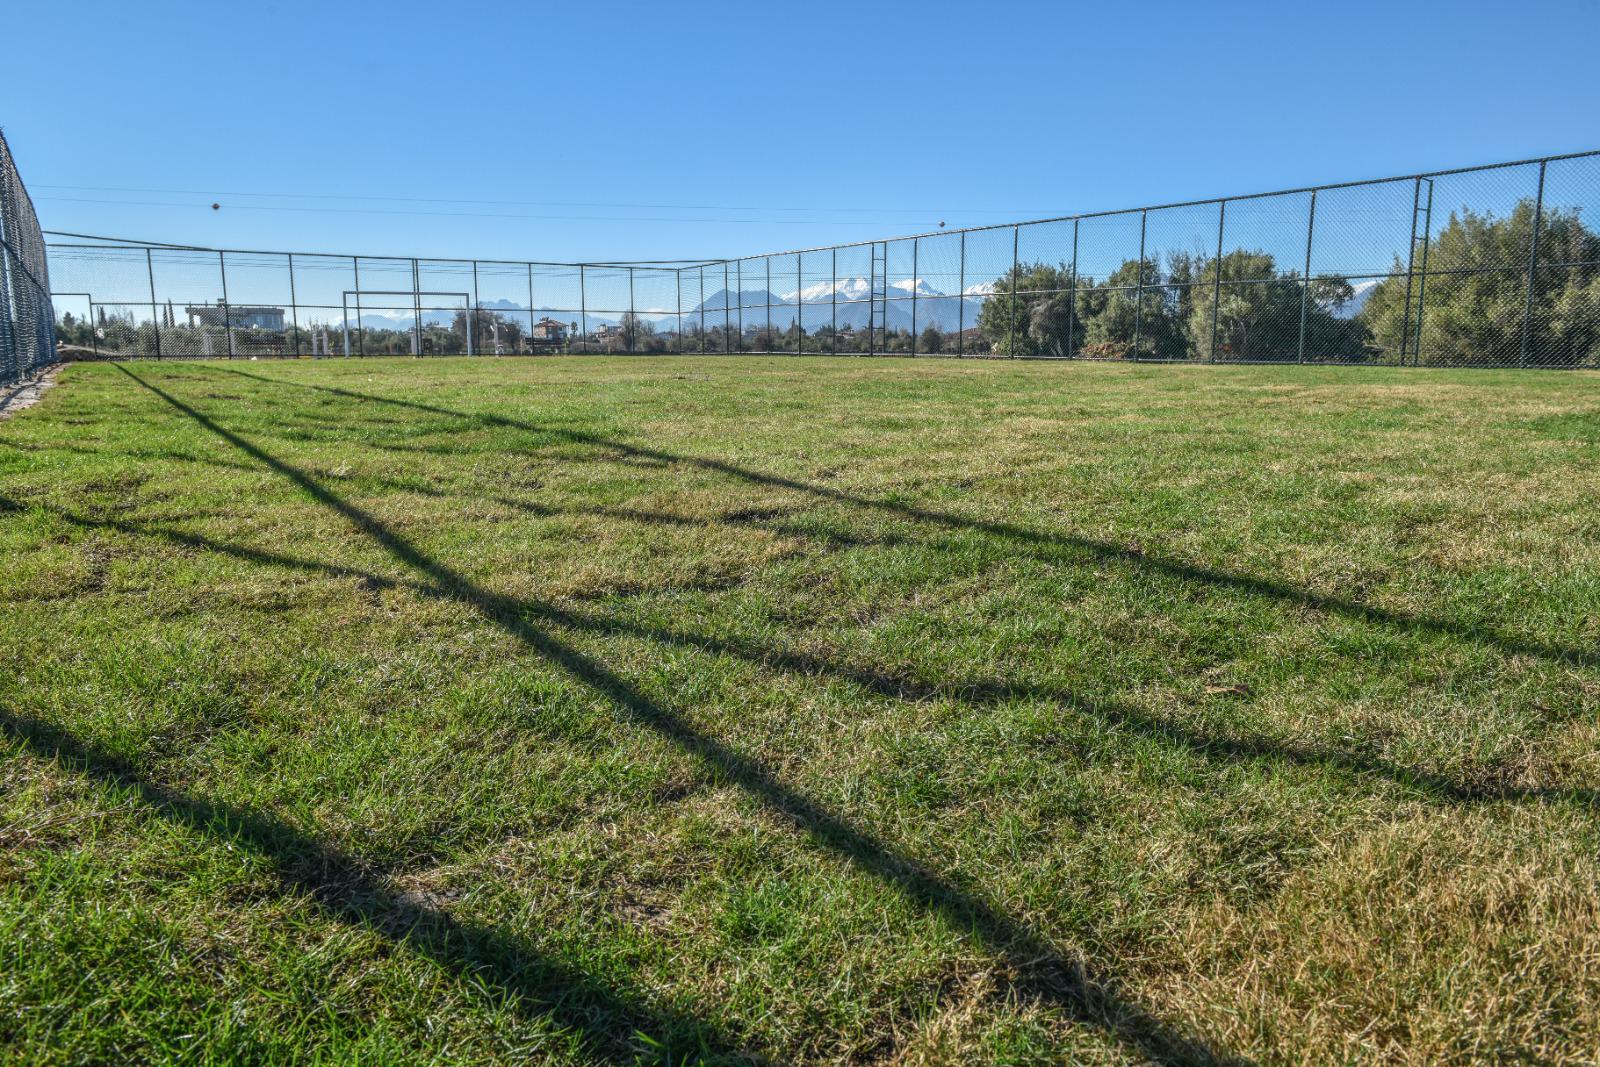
<box><xmin>3</xmin><ymin>356</ymin><xmax>1599</xmax><ymax>1064</ymax></box>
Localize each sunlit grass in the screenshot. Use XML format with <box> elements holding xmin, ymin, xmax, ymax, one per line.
<box><xmin>2</xmin><ymin>355</ymin><xmax>1598</xmax><ymax>1065</ymax></box>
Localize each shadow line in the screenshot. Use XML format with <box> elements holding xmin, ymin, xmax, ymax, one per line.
<box><xmin>27</xmin><ymin>496</ymin><xmax>1590</xmax><ymax>812</ymax></box>
<box><xmin>113</xmin><ymin>365</ymin><xmax>1242</xmax><ymax>1063</ymax></box>
<box><xmin>204</xmin><ymin>365</ymin><xmax>1596</xmax><ymax>669</ymax></box>
<box><xmin>0</xmin><ymin>709</ymin><xmax>744</xmax><ymax>1064</ymax></box>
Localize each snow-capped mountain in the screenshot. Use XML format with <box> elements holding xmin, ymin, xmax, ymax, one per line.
<box><xmin>329</xmin><ymin>276</ymin><xmax>1008</xmax><ymax>335</ymax></box>
<box><xmin>1335</xmin><ymin>279</ymin><xmax>1383</xmax><ymax>319</ymax></box>
<box><xmin>331</xmin><ymin>298</ymin><xmax>630</xmax><ymax>332</ymax></box>
<box><xmin>686</xmin><ymin>276</ymin><xmax>991</xmax><ymax>333</ymax></box>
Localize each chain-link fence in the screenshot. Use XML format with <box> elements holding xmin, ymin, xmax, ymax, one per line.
<box><xmin>45</xmin><ymin>149</ymin><xmax>1600</xmax><ymax>369</ymax></box>
<box><xmin>1</xmin><ymin>130</ymin><xmax>58</xmax><ymax>388</ymax></box>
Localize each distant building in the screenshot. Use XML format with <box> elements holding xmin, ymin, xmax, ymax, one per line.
<box><xmin>593</xmin><ymin>323</ymin><xmax>622</xmax><ymax>341</ymax></box>
<box><xmin>532</xmin><ymin>316</ymin><xmax>567</xmax><ymax>343</ymax></box>
<box><xmin>185</xmin><ymin>300</ymin><xmax>285</xmax><ymax>330</ymax></box>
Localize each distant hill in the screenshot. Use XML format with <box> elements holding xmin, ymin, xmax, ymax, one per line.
<box><xmin>687</xmin><ymin>277</ymin><xmax>990</xmax><ymax>333</ymax></box>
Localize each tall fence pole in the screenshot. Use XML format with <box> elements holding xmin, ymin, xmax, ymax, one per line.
<box><xmin>219</xmin><ymin>250</ymin><xmax>234</xmax><ymax>358</ymax></box>
<box><xmin>674</xmin><ymin>267</ymin><xmax>682</xmax><ymax>355</ymax></box>
<box><xmin>1520</xmin><ymin>160</ymin><xmax>1547</xmax><ymax>368</ymax></box>
<box><xmin>1413</xmin><ymin>180</ymin><xmax>1434</xmax><ymax>367</ymax></box>
<box><xmin>471</xmin><ymin>261</ymin><xmax>481</xmax><ymax>356</ymax></box>
<box><xmin>628</xmin><ymin>266</ymin><xmax>636</xmax><ymax>354</ymax></box>
<box><xmin>353</xmin><ymin>257</ymin><xmax>364</xmax><ymax>356</ymax></box>
<box><xmin>579</xmin><ymin>265</ymin><xmax>588</xmax><ymax>354</ymax></box>
<box><xmin>957</xmin><ymin>231</ymin><xmax>966</xmax><ymax>358</ymax></box>
<box><xmin>1297</xmin><ymin>190</ymin><xmax>1316</xmax><ymax>364</ymax></box>
<box><xmin>911</xmin><ymin>238</ymin><xmax>919</xmax><ymax>357</ymax></box>
<box><xmin>1009</xmin><ymin>227</ymin><xmax>1020</xmax><ymax>358</ymax></box>
<box><xmin>145</xmin><ymin>247</ymin><xmax>161</xmax><ymax>359</ymax></box>
<box><xmin>723</xmin><ymin>262</ymin><xmax>731</xmax><ymax>354</ymax></box>
<box><xmin>868</xmin><ymin>244</ymin><xmax>876</xmax><ymax>356</ymax></box>
<box><xmin>527</xmin><ymin>264</ymin><xmax>536</xmax><ymax>355</ymax></box>
<box><xmin>1133</xmin><ymin>210</ymin><xmax>1147</xmax><ymax>360</ymax></box>
<box><xmin>797</xmin><ymin>254</ymin><xmax>803</xmax><ymax>355</ymax></box>
<box><xmin>288</xmin><ymin>253</ymin><xmax>301</xmax><ymax>357</ymax></box>
<box><xmin>411</xmin><ymin>260</ymin><xmax>422</xmax><ymax>357</ymax></box>
<box><xmin>1067</xmin><ymin>218</ymin><xmax>1079</xmax><ymax>359</ymax></box>
<box><xmin>831</xmin><ymin>247</ymin><xmax>838</xmax><ymax>355</ymax></box>
<box><xmin>1400</xmin><ymin>178</ymin><xmax>1421</xmax><ymax>364</ymax></box>
<box><xmin>1210</xmin><ymin>200</ymin><xmax>1226</xmax><ymax>362</ymax></box>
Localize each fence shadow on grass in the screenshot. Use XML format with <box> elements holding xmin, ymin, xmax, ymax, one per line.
<box><xmin>204</xmin><ymin>365</ymin><xmax>1596</xmax><ymax>670</ymax></box>
<box><xmin>25</xmin><ymin>494</ymin><xmax>1592</xmax><ymax>811</ymax></box>
<box><xmin>0</xmin><ymin>707</ymin><xmax>745</xmax><ymax>1065</ymax></box>
<box><xmin>105</xmin><ymin>363</ymin><xmax>1244</xmax><ymax>1065</ymax></box>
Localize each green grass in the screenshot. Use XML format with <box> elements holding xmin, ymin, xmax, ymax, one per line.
<box><xmin>2</xmin><ymin>355</ymin><xmax>1599</xmax><ymax>1065</ymax></box>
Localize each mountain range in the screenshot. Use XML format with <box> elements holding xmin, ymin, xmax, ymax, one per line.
<box><xmin>328</xmin><ymin>279</ymin><xmax>1000</xmax><ymax>334</ymax></box>
<box><xmin>689</xmin><ymin>277</ymin><xmax>990</xmax><ymax>333</ymax></box>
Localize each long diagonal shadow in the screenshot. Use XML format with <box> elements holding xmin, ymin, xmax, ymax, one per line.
<box><xmin>0</xmin><ymin>710</ymin><xmax>742</xmax><ymax>1064</ymax></box>
<box><xmin>28</xmin><ymin>498</ymin><xmax>1593</xmax><ymax>811</ymax></box>
<box><xmin>110</xmin><ymin>368</ymin><xmax>1243</xmax><ymax>1063</ymax></box>
<box><xmin>205</xmin><ymin>365</ymin><xmax>1596</xmax><ymax>669</ymax></box>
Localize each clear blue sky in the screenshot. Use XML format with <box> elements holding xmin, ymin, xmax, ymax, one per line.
<box><xmin>7</xmin><ymin>0</ymin><xmax>1597</xmax><ymax>265</ymax></box>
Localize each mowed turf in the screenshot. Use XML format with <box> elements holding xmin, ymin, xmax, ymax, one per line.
<box><xmin>2</xmin><ymin>355</ymin><xmax>1598</xmax><ymax>1065</ymax></box>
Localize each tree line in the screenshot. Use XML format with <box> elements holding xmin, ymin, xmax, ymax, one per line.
<box><xmin>974</xmin><ymin>200</ymin><xmax>1599</xmax><ymax>365</ymax></box>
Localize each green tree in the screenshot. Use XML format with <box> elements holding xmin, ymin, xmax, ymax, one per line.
<box><xmin>1359</xmin><ymin>201</ymin><xmax>1600</xmax><ymax>366</ymax></box>
<box><xmin>918</xmin><ymin>323</ymin><xmax>943</xmax><ymax>354</ymax></box>
<box><xmin>1178</xmin><ymin>251</ymin><xmax>1366</xmax><ymax>362</ymax></box>
<box><xmin>976</xmin><ymin>263</ymin><xmax>1077</xmax><ymax>357</ymax></box>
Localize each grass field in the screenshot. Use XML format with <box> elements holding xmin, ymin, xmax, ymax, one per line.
<box><xmin>2</xmin><ymin>355</ymin><xmax>1599</xmax><ymax>1065</ymax></box>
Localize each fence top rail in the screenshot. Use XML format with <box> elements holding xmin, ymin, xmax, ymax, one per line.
<box><xmin>41</xmin><ymin>231</ymin><xmax>723</xmax><ymax>270</ymax></box>
<box><xmin>730</xmin><ymin>148</ymin><xmax>1600</xmax><ymax>261</ymax></box>
<box><xmin>40</xmin><ymin>148</ymin><xmax>1600</xmax><ymax>273</ymax></box>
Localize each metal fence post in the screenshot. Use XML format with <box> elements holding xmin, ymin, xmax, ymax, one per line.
<box><xmin>628</xmin><ymin>266</ymin><xmax>636</xmax><ymax>354</ymax></box>
<box><xmin>957</xmin><ymin>231</ymin><xmax>966</xmax><ymax>358</ymax></box>
<box><xmin>531</xmin><ymin>262</ymin><xmax>544</xmax><ymax>355</ymax></box>
<box><xmin>1519</xmin><ymin>161</ymin><xmax>1547</xmax><ymax>367</ymax></box>
<box><xmin>1067</xmin><ymin>218</ymin><xmax>1079</xmax><ymax>359</ymax></box>
<box><xmin>219</xmin><ymin>250</ymin><xmax>235</xmax><ymax>358</ymax></box>
<box><xmin>796</xmin><ymin>254</ymin><xmax>803</xmax><ymax>355</ymax></box>
<box><xmin>471</xmin><ymin>260</ymin><xmax>481</xmax><ymax>356</ymax></box>
<box><xmin>353</xmin><ymin>257</ymin><xmax>364</xmax><ymax>356</ymax></box>
<box><xmin>1009</xmin><ymin>226</ymin><xmax>1020</xmax><ymax>358</ymax></box>
<box><xmin>287</xmin><ymin>253</ymin><xmax>301</xmax><ymax>357</ymax></box>
<box><xmin>1400</xmin><ymin>178</ymin><xmax>1421</xmax><ymax>364</ymax></box>
<box><xmin>868</xmin><ymin>243</ymin><xmax>876</xmax><ymax>356</ymax></box>
<box><xmin>1297</xmin><ymin>190</ymin><xmax>1316</xmax><ymax>364</ymax></box>
<box><xmin>831</xmin><ymin>247</ymin><xmax>838</xmax><ymax>355</ymax></box>
<box><xmin>723</xmin><ymin>262</ymin><xmax>731</xmax><ymax>354</ymax></box>
<box><xmin>765</xmin><ymin>258</ymin><xmax>772</xmax><ymax>352</ymax></box>
<box><xmin>145</xmin><ymin>247</ymin><xmax>161</xmax><ymax>359</ymax></box>
<box><xmin>1413</xmin><ymin>179</ymin><xmax>1434</xmax><ymax>367</ymax></box>
<box><xmin>411</xmin><ymin>259</ymin><xmax>422</xmax><ymax>357</ymax></box>
<box><xmin>910</xmin><ymin>238</ymin><xmax>919</xmax><ymax>357</ymax></box>
<box><xmin>674</xmin><ymin>267</ymin><xmax>683</xmax><ymax>355</ymax></box>
<box><xmin>579</xmin><ymin>264</ymin><xmax>588</xmax><ymax>354</ymax></box>
<box><xmin>1133</xmin><ymin>210</ymin><xmax>1147</xmax><ymax>360</ymax></box>
<box><xmin>1210</xmin><ymin>200</ymin><xmax>1226</xmax><ymax>362</ymax></box>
